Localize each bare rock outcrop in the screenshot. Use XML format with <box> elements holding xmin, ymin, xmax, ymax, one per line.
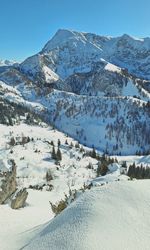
<box><xmin>11</xmin><ymin>188</ymin><xmax>28</xmax><ymax>209</ymax></box>
<box><xmin>0</xmin><ymin>160</ymin><xmax>17</xmax><ymax>204</ymax></box>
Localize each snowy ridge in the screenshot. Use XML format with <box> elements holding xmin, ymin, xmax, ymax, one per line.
<box><xmin>0</xmin><ymin>81</ymin><xmax>46</xmax><ymax>113</ymax></box>
<box><xmin>24</xmin><ymin>180</ymin><xmax>150</xmax><ymax>250</ymax></box>
<box><xmin>0</xmin><ymin>59</ymin><xmax>17</xmax><ymax>67</ymax></box>
<box><xmin>20</xmin><ymin>29</ymin><xmax>150</xmax><ymax>80</ymax></box>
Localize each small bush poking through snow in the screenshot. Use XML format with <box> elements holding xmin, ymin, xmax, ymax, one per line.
<box><xmin>50</xmin><ymin>196</ymin><xmax>68</xmax><ymax>216</ymax></box>
<box><xmin>46</xmin><ymin>170</ymin><xmax>53</xmax><ymax>182</ymax></box>
<box><xmin>50</xmin><ymin>190</ymin><xmax>78</xmax><ymax>216</ymax></box>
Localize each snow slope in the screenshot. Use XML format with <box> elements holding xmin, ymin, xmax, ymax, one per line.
<box><xmin>0</xmin><ymin>189</ymin><xmax>54</xmax><ymax>250</ymax></box>
<box><xmin>0</xmin><ymin>122</ymin><xmax>98</xmax><ymax>249</ymax></box>
<box><xmin>0</xmin><ymin>123</ymin><xmax>99</xmax><ymax>197</ymax></box>
<box><xmin>0</xmin><ymin>115</ymin><xmax>149</xmax><ymax>250</ymax></box>
<box><xmin>24</xmin><ymin>180</ymin><xmax>150</xmax><ymax>250</ymax></box>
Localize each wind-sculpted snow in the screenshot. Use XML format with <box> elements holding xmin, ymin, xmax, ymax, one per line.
<box><xmin>24</xmin><ymin>180</ymin><xmax>150</xmax><ymax>250</ymax></box>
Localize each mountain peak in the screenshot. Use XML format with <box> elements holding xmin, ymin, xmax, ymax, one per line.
<box><xmin>120</xmin><ymin>33</ymin><xmax>144</xmax><ymax>42</ymax></box>
<box><xmin>42</xmin><ymin>29</ymin><xmax>80</xmax><ymax>52</ymax></box>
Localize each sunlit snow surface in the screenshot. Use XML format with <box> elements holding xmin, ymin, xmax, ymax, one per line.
<box><xmin>24</xmin><ymin>180</ymin><xmax>150</xmax><ymax>250</ymax></box>
<box><xmin>0</xmin><ymin>123</ymin><xmax>149</xmax><ymax>250</ymax></box>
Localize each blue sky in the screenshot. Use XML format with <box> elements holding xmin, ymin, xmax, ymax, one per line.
<box><xmin>0</xmin><ymin>0</ymin><xmax>150</xmax><ymax>61</ymax></box>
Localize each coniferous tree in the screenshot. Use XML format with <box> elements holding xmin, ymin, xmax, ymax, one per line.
<box><xmin>56</xmin><ymin>147</ymin><xmax>62</xmax><ymax>161</ymax></box>
<box><xmin>97</xmin><ymin>161</ymin><xmax>108</xmax><ymax>176</ymax></box>
<box><xmin>65</xmin><ymin>139</ymin><xmax>68</xmax><ymax>145</ymax></box>
<box><xmin>127</xmin><ymin>163</ymin><xmax>150</xmax><ymax>179</ymax></box>
<box><xmin>51</xmin><ymin>146</ymin><xmax>57</xmax><ymax>160</ymax></box>
<box><xmin>121</xmin><ymin>161</ymin><xmax>127</xmax><ymax>169</ymax></box>
<box><xmin>75</xmin><ymin>142</ymin><xmax>80</xmax><ymax>149</ymax></box>
<box><xmin>46</xmin><ymin>169</ymin><xmax>53</xmax><ymax>182</ymax></box>
<box><xmin>58</xmin><ymin>139</ymin><xmax>61</xmax><ymax>147</ymax></box>
<box><xmin>9</xmin><ymin>137</ymin><xmax>16</xmax><ymax>146</ymax></box>
<box><xmin>91</xmin><ymin>147</ymin><xmax>96</xmax><ymax>158</ymax></box>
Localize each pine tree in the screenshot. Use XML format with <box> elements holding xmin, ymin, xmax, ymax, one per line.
<box><xmin>75</xmin><ymin>142</ymin><xmax>80</xmax><ymax>149</ymax></box>
<box><xmin>58</xmin><ymin>139</ymin><xmax>61</xmax><ymax>147</ymax></box>
<box><xmin>80</xmin><ymin>146</ymin><xmax>84</xmax><ymax>153</ymax></box>
<box><xmin>9</xmin><ymin>137</ymin><xmax>16</xmax><ymax>146</ymax></box>
<box><xmin>70</xmin><ymin>141</ymin><xmax>74</xmax><ymax>148</ymax></box>
<box><xmin>91</xmin><ymin>147</ymin><xmax>96</xmax><ymax>158</ymax></box>
<box><xmin>65</xmin><ymin>139</ymin><xmax>68</xmax><ymax>145</ymax></box>
<box><xmin>56</xmin><ymin>147</ymin><xmax>62</xmax><ymax>161</ymax></box>
<box><xmin>51</xmin><ymin>146</ymin><xmax>57</xmax><ymax>160</ymax></box>
<box><xmin>97</xmin><ymin>161</ymin><xmax>108</xmax><ymax>176</ymax></box>
<box><xmin>121</xmin><ymin>161</ymin><xmax>127</xmax><ymax>169</ymax></box>
<box><xmin>46</xmin><ymin>169</ymin><xmax>53</xmax><ymax>182</ymax></box>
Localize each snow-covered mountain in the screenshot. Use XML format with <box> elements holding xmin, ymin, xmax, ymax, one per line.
<box><xmin>0</xmin><ymin>59</ymin><xmax>17</xmax><ymax>67</ymax></box>
<box><xmin>0</xmin><ymin>29</ymin><xmax>150</xmax><ymax>250</ymax></box>
<box><xmin>0</xmin><ymin>29</ymin><xmax>149</xmax><ymax>155</ymax></box>
<box><xmin>0</xmin><ymin>78</ymin><xmax>149</xmax><ymax>155</ymax></box>
<box><xmin>40</xmin><ymin>90</ymin><xmax>150</xmax><ymax>155</ymax></box>
<box><xmin>20</xmin><ymin>29</ymin><xmax>150</xmax><ymax>80</ymax></box>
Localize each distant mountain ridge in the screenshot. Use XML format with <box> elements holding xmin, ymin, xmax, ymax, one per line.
<box><xmin>0</xmin><ymin>59</ymin><xmax>18</xmax><ymax>66</ymax></box>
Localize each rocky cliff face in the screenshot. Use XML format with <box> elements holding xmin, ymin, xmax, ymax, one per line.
<box><xmin>0</xmin><ymin>160</ymin><xmax>17</xmax><ymax>204</ymax></box>
<box><xmin>0</xmin><ymin>160</ymin><xmax>28</xmax><ymax>209</ymax></box>
<box><xmin>11</xmin><ymin>188</ymin><xmax>28</xmax><ymax>209</ymax></box>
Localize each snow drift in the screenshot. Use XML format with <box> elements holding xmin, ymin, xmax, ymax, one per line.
<box><xmin>24</xmin><ymin>180</ymin><xmax>150</xmax><ymax>250</ymax></box>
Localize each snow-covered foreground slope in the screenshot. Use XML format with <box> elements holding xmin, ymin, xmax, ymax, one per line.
<box><xmin>0</xmin><ymin>122</ymin><xmax>97</xmax><ymax>249</ymax></box>
<box><xmin>0</xmin><ymin>123</ymin><xmax>149</xmax><ymax>250</ymax></box>
<box><xmin>24</xmin><ymin>180</ymin><xmax>150</xmax><ymax>250</ymax></box>
<box><xmin>0</xmin><ymin>189</ymin><xmax>54</xmax><ymax>250</ymax></box>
